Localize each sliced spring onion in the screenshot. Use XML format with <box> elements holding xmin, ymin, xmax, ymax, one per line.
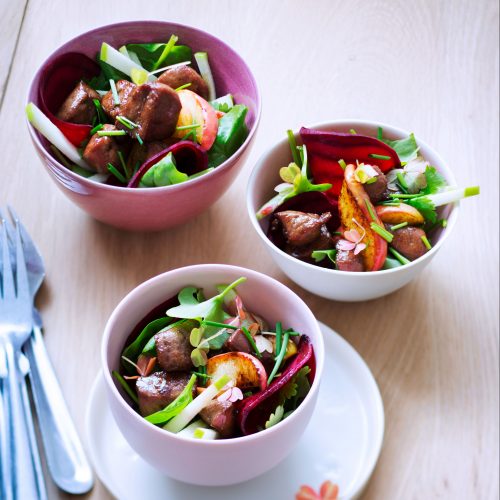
<box><xmin>287</xmin><ymin>129</ymin><xmax>302</xmax><ymax>167</ymax></box>
<box><xmin>119</xmin><ymin>46</ymin><xmax>143</xmax><ymax>66</ymax></box>
<box><xmin>177</xmin><ymin>419</ymin><xmax>208</xmax><ymax>437</ymax></box>
<box><xmin>97</xmin><ymin>130</ymin><xmax>127</xmax><ymax>137</ymax></box>
<box><xmin>370</xmin><ymin>222</ymin><xmax>394</xmax><ymax>243</ymax></box>
<box><xmin>390</xmin><ymin>222</ymin><xmax>408</xmax><ymax>231</ymax></box>
<box><xmin>241</xmin><ymin>327</ymin><xmax>262</xmax><ymax>358</ymax></box>
<box><xmin>163</xmin><ymin>375</ymin><xmax>230</xmax><ymax>433</ymax></box>
<box><xmin>422</xmin><ymin>186</ymin><xmax>480</xmax><ymax>207</ymax></box>
<box><xmin>388</xmin><ymin>246</ymin><xmax>410</xmax><ymax>265</ymax></box>
<box><xmin>26</xmin><ymin>103</ymin><xmax>90</xmax><ymax>169</ymax></box>
<box><xmin>194</xmin><ymin>52</ymin><xmax>216</xmax><ymax>101</ymax></box>
<box><xmin>421</xmin><ymin>235</ymin><xmax>432</xmax><ymax>250</ymax></box>
<box><xmin>268</xmin><ymin>330</ymin><xmax>290</xmax><ymax>385</ymax></box>
<box><xmin>100</xmin><ymin>42</ymin><xmax>156</xmax><ymax>83</ymax></box>
<box><xmin>193</xmin><ymin>428</ymin><xmax>219</xmax><ymax>440</ymax></box>
<box><xmin>110</xmin><ymin>79</ymin><xmax>120</xmax><ymax>105</ymax></box>
<box><xmin>152</xmin><ymin>34</ymin><xmax>179</xmax><ymax>71</ymax></box>
<box><xmin>338</xmin><ymin>159</ymin><xmax>347</xmax><ymax>170</ymax></box>
<box><xmin>148</xmin><ymin>60</ymin><xmax>191</xmax><ymax>76</ymax></box>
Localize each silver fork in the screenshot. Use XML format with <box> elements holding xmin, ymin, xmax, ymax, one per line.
<box><xmin>4</xmin><ymin>209</ymin><xmax>93</xmax><ymax>494</ymax></box>
<box><xmin>0</xmin><ymin>212</ymin><xmax>44</xmax><ymax>499</ymax></box>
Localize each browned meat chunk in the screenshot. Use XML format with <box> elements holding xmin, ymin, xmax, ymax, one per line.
<box><xmin>288</xmin><ymin>225</ymin><xmax>333</xmax><ymax>261</ymax></box>
<box><xmin>199</xmin><ymin>399</ymin><xmax>235</xmax><ymax>438</ymax></box>
<box><xmin>157</xmin><ymin>65</ymin><xmax>209</xmax><ymax>99</ymax></box>
<box><xmin>224</xmin><ymin>329</ymin><xmax>251</xmax><ymax>353</ymax></box>
<box><xmin>82</xmin><ymin>124</ymin><xmax>120</xmax><ymax>173</ymax></box>
<box><xmin>101</xmin><ymin>80</ymin><xmax>136</xmax><ymax>120</ymax></box>
<box><xmin>136</xmin><ymin>371</ymin><xmax>196</xmax><ymax>417</ymax></box>
<box><xmin>117</xmin><ymin>82</ymin><xmax>181</xmax><ymax>142</ymax></box>
<box><xmin>275</xmin><ymin>211</ymin><xmax>332</xmax><ymax>247</ymax></box>
<box><xmin>126</xmin><ymin>140</ymin><xmax>175</xmax><ymax>172</ymax></box>
<box><xmin>391</xmin><ymin>226</ymin><xmax>428</xmax><ymax>261</ymax></box>
<box><xmin>335</xmin><ymin>239</ymin><xmax>364</xmax><ymax>272</ymax></box>
<box><xmin>56</xmin><ymin>81</ymin><xmax>100</xmax><ymax>125</ymax></box>
<box><xmin>155</xmin><ymin>322</ymin><xmax>193</xmax><ymax>372</ymax></box>
<box><xmin>363</xmin><ymin>165</ymin><xmax>388</xmax><ymax>203</ymax></box>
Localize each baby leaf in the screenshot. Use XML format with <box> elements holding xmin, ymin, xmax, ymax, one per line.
<box><xmin>421</xmin><ymin>166</ymin><xmax>447</xmax><ymax>195</ymax></box>
<box><xmin>140</xmin><ymin>152</ymin><xmax>188</xmax><ymax>187</ymax></box>
<box><xmin>264</xmin><ymin>404</ymin><xmax>285</xmax><ymax>429</ymax></box>
<box><xmin>311</xmin><ymin>249</ymin><xmax>337</xmax><ymax>264</ymax></box>
<box><xmin>190</xmin><ymin>327</ymin><xmax>204</xmax><ymax>347</ymax></box>
<box><xmin>381</xmin><ymin>132</ymin><xmax>419</xmax><ymax>163</ymax></box>
<box><xmin>179</xmin><ymin>286</ymin><xmax>202</xmax><ymax>306</ymax></box>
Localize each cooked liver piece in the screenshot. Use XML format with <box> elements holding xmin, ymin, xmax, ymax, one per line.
<box><xmin>136</xmin><ymin>371</ymin><xmax>195</xmax><ymax>417</ymax></box>
<box><xmin>157</xmin><ymin>65</ymin><xmax>209</xmax><ymax>99</ymax></box>
<box><xmin>101</xmin><ymin>80</ymin><xmax>136</xmax><ymax>120</ymax></box>
<box><xmin>390</xmin><ymin>226</ymin><xmax>428</xmax><ymax>261</ymax></box>
<box><xmin>56</xmin><ymin>81</ymin><xmax>100</xmax><ymax>125</ymax></box>
<box><xmin>199</xmin><ymin>399</ymin><xmax>235</xmax><ymax>438</ymax></box>
<box><xmin>275</xmin><ymin>210</ymin><xmax>332</xmax><ymax>247</ymax></box>
<box><xmin>116</xmin><ymin>82</ymin><xmax>181</xmax><ymax>142</ymax></box>
<box><xmin>287</xmin><ymin>225</ymin><xmax>333</xmax><ymax>261</ymax></box>
<box><xmin>335</xmin><ymin>245</ymin><xmax>365</xmax><ymax>272</ymax></box>
<box><xmin>155</xmin><ymin>323</ymin><xmax>193</xmax><ymax>372</ymax></box>
<box><xmin>224</xmin><ymin>329</ymin><xmax>252</xmax><ymax>353</ymax></box>
<box><xmin>82</xmin><ymin>124</ymin><xmax>120</xmax><ymax>173</ymax></box>
<box><xmin>363</xmin><ymin>165</ymin><xmax>388</xmax><ymax>203</ymax></box>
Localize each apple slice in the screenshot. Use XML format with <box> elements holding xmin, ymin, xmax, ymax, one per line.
<box><xmin>376</xmin><ymin>203</ymin><xmax>425</xmax><ymax>225</ymax></box>
<box><xmin>174</xmin><ymin>89</ymin><xmax>218</xmax><ymax>150</ymax></box>
<box><xmin>206</xmin><ymin>352</ymin><xmax>267</xmax><ymax>391</ymax></box>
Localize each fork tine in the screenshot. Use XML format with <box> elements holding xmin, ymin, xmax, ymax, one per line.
<box><xmin>0</xmin><ymin>209</ymin><xmax>15</xmax><ymax>300</ymax></box>
<box><xmin>8</xmin><ymin>205</ymin><xmax>44</xmax><ymax>269</ymax></box>
<box><xmin>11</xmin><ymin>214</ymin><xmax>31</xmax><ymax>303</ymax></box>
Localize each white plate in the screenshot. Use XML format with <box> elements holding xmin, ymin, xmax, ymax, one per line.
<box><xmin>85</xmin><ymin>322</ymin><xmax>384</xmax><ymax>500</ymax></box>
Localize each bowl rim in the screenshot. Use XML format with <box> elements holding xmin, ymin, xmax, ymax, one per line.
<box><xmin>246</xmin><ymin>118</ymin><xmax>459</xmax><ymax>277</ymax></box>
<box><xmin>101</xmin><ymin>264</ymin><xmax>325</xmax><ymax>447</ymax></box>
<box><xmin>26</xmin><ymin>20</ymin><xmax>262</xmax><ymax>193</ymax></box>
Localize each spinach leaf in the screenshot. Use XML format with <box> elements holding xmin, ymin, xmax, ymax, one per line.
<box><xmin>121</xmin><ymin>317</ymin><xmax>172</xmax><ymax>372</ymax></box>
<box><xmin>126</xmin><ymin>43</ymin><xmax>192</xmax><ymax>72</ymax></box>
<box><xmin>87</xmin><ymin>58</ymin><xmax>129</xmax><ymax>90</ymax></box>
<box><xmin>140</xmin><ymin>152</ymin><xmax>189</xmax><ymax>187</ymax></box>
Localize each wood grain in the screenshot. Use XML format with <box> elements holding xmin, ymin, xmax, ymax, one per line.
<box><xmin>0</xmin><ymin>0</ymin><xmax>498</xmax><ymax>498</ymax></box>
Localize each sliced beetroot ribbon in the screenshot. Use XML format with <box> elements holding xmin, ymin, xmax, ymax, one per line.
<box><xmin>300</xmin><ymin>127</ymin><xmax>401</xmax><ymax>199</ymax></box>
<box><xmin>237</xmin><ymin>335</ymin><xmax>315</xmax><ymax>436</ymax></box>
<box><xmin>38</xmin><ymin>52</ymin><xmax>101</xmax><ymax>146</ymax></box>
<box><xmin>127</xmin><ymin>141</ymin><xmax>208</xmax><ymax>188</ymax></box>
<box><xmin>267</xmin><ymin>191</ymin><xmax>340</xmax><ymax>251</ymax></box>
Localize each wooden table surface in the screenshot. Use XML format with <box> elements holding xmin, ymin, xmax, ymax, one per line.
<box><xmin>0</xmin><ymin>1</ymin><xmax>498</xmax><ymax>498</ymax></box>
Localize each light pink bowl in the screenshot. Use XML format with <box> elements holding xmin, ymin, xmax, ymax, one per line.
<box><xmin>27</xmin><ymin>21</ymin><xmax>261</xmax><ymax>231</ymax></box>
<box><xmin>101</xmin><ymin>264</ymin><xmax>324</xmax><ymax>486</ymax></box>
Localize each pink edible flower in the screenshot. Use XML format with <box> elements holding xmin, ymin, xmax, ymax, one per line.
<box><xmin>217</xmin><ymin>386</ymin><xmax>244</xmax><ymax>403</ymax></box>
<box><xmin>296</xmin><ymin>481</ymin><xmax>339</xmax><ymax>500</ymax></box>
<box><xmin>337</xmin><ymin>223</ymin><xmax>366</xmax><ymax>255</ymax></box>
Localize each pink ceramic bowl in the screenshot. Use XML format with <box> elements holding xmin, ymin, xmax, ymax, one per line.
<box><xmin>26</xmin><ymin>21</ymin><xmax>260</xmax><ymax>231</ymax></box>
<box><xmin>101</xmin><ymin>264</ymin><xmax>324</xmax><ymax>486</ymax></box>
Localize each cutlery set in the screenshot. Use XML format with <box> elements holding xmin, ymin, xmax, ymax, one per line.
<box><xmin>0</xmin><ymin>207</ymin><xmax>93</xmax><ymax>499</ymax></box>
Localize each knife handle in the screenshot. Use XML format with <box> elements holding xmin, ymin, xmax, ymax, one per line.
<box><xmin>24</xmin><ymin>320</ymin><xmax>94</xmax><ymax>495</ymax></box>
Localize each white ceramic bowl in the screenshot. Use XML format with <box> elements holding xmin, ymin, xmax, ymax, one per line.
<box><xmin>101</xmin><ymin>264</ymin><xmax>324</xmax><ymax>486</ymax></box>
<box><xmin>247</xmin><ymin>120</ymin><xmax>459</xmax><ymax>302</ymax></box>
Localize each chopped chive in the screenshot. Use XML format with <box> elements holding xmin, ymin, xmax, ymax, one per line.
<box><xmin>378</xmin><ymin>200</ymin><xmax>401</xmax><ymax>206</ymax></box>
<box><xmin>117</xmin><ymin>150</ymin><xmax>129</xmax><ymax>179</ymax></box>
<box><xmin>365</xmin><ymin>199</ymin><xmax>377</xmax><ymax>221</ymax></box>
<box><xmin>133</xmin><ymin>161</ymin><xmax>141</xmax><ymax>175</ymax></box>
<box><xmin>116</xmin><ymin>115</ymin><xmax>138</xmax><ymax>130</ymax></box>
<box><xmin>390</xmin><ymin>222</ymin><xmax>408</xmax><ymax>231</ymax></box>
<box><xmin>370</xmin><ymin>222</ymin><xmax>394</xmax><ymax>242</ymax></box>
<box><xmin>388</xmin><ymin>193</ymin><xmax>420</xmax><ymax>199</ymax></box>
<box><xmin>275</xmin><ymin>322</ymin><xmax>283</xmax><ymax>358</ymax></box>
<box><xmin>441</xmin><ymin>219</ymin><xmax>448</xmax><ymax>228</ymax></box>
<box><xmin>90</xmin><ymin>123</ymin><xmax>104</xmax><ymax>135</ymax></box>
<box><xmin>93</xmin><ymin>99</ymin><xmax>106</xmax><ymax>123</ymax></box>
<box><xmin>241</xmin><ymin>327</ymin><xmax>262</xmax><ymax>359</ymax></box>
<box><xmin>421</xmin><ymin>235</ymin><xmax>432</xmax><ymax>250</ymax></box>
<box><xmin>268</xmin><ymin>330</ymin><xmax>290</xmax><ymax>385</ymax></box>
<box><xmin>377</xmin><ymin>127</ymin><xmax>383</xmax><ymax>140</ymax></box>
<box><xmin>97</xmin><ymin>130</ymin><xmax>127</xmax><ymax>137</ymax></box>
<box><xmin>396</xmin><ymin>172</ymin><xmax>408</xmax><ymax>192</ymax></box>
<box><xmin>183</xmin><ymin>130</ymin><xmax>197</xmax><ymax>142</ymax></box>
<box><xmin>152</xmin><ymin>34</ymin><xmax>178</xmax><ymax>71</ymax></box>
<box><xmin>110</xmin><ymin>79</ymin><xmax>120</xmax><ymax>106</ymax></box>
<box><xmin>284</xmin><ymin>329</ymin><xmax>301</xmax><ymax>336</ymax></box>
<box><xmin>365</xmin><ymin>176</ymin><xmax>378</xmax><ymax>185</ymax></box>
<box><xmin>175</xmin><ymin>82</ymin><xmax>192</xmax><ymax>91</ymax></box>
<box><xmin>136</xmin><ymin>134</ymin><xmax>144</xmax><ymax>145</ymax></box>
<box><xmin>201</xmin><ymin>320</ymin><xmax>238</xmax><ymax>330</ymax></box>
<box><xmin>338</xmin><ymin>159</ymin><xmax>347</xmax><ymax>170</ymax></box>
<box><xmin>287</xmin><ymin>129</ymin><xmax>302</xmax><ymax>167</ymax></box>
<box><xmin>349</xmin><ymin>128</ymin><xmax>357</xmax><ymax>134</ymax></box>
<box><xmin>332</xmin><ymin>231</ymin><xmax>343</xmax><ymax>236</ymax></box>
<box><xmin>388</xmin><ymin>246</ymin><xmax>410</xmax><ymax>265</ymax></box>
<box><xmin>368</xmin><ymin>153</ymin><xmax>391</xmax><ymax>160</ymax></box>
<box><xmin>107</xmin><ymin>163</ymin><xmax>126</xmax><ymax>183</ymax></box>
<box><xmin>191</xmin><ymin>370</ymin><xmax>211</xmax><ymax>380</ymax></box>
<box><xmin>176</xmin><ymin>123</ymin><xmax>201</xmax><ymax>131</ymax></box>
<box><xmin>112</xmin><ymin>371</ymin><xmax>138</xmax><ymax>404</ymax></box>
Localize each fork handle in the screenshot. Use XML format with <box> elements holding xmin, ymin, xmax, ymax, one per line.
<box><xmin>3</xmin><ymin>341</ymin><xmax>44</xmax><ymax>500</ymax></box>
<box><xmin>24</xmin><ymin>323</ymin><xmax>94</xmax><ymax>494</ymax></box>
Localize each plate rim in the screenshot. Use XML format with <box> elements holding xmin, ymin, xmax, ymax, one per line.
<box><xmin>85</xmin><ymin>321</ymin><xmax>385</xmax><ymax>499</ymax></box>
